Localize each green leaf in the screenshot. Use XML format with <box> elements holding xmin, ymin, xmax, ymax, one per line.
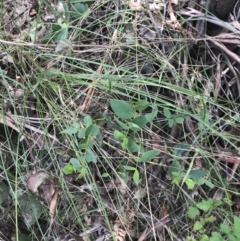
<box><xmin>189</xmin><ymin>169</ymin><xmax>208</xmax><ymax>180</ymax></box>
<box><xmin>204</xmin><ymin>180</ymin><xmax>215</xmax><ymax>189</ymax></box>
<box><xmin>63</xmin><ymin>3</ymin><xmax>70</xmax><ymax>20</ymax></box>
<box><xmin>133</xmin><ymin>169</ymin><xmax>140</xmax><ymax>185</ymax></box>
<box><xmin>63</xmin><ymin>163</ymin><xmax>74</xmax><ymax>174</ymax></box>
<box><xmin>77</xmin><ymin>129</ymin><xmax>86</xmax><ymax>138</ymax></box>
<box><xmin>86</xmin><ymin>149</ymin><xmax>97</xmax><ymax>163</ymax></box>
<box><xmin>233</xmin><ymin>216</ymin><xmax>240</xmax><ymax>238</ymax></box>
<box><xmin>175</xmin><ymin>116</ymin><xmax>184</xmax><ymax>124</ymax></box>
<box><xmin>129</xmin><ymin>122</ymin><xmax>141</xmax><ymax>131</ymax></box>
<box><xmin>171</xmin><ymin>174</ymin><xmax>181</xmax><ymax>185</ymax></box>
<box><xmin>52</xmin><ymin>24</ymin><xmax>69</xmax><ymax>41</ymax></box>
<box><xmin>119</xmin><ymin>172</ymin><xmax>128</xmax><ymax>183</ymax></box>
<box><xmin>187</xmin><ymin>206</ymin><xmax>200</xmax><ymax>219</ymax></box>
<box><xmin>213</xmin><ymin>200</ymin><xmax>222</xmax><ymax>207</ymax></box>
<box><xmin>185</xmin><ymin>178</ymin><xmax>196</xmax><ymax>190</ymax></box>
<box><xmin>196</xmin><ymin>199</ymin><xmax>213</xmax><ymax>212</ymax></box>
<box><xmin>115</xmin><ymin>118</ymin><xmax>128</xmax><ymax>129</ymax></box>
<box><xmin>91</xmin><ymin>124</ymin><xmax>100</xmax><ymax>136</ymax></box>
<box><xmin>163</xmin><ymin>108</ymin><xmax>171</xmax><ymax>118</ymax></box>
<box><xmin>135</xmin><ymin>100</ymin><xmax>149</xmax><ymax>111</ymax></box>
<box><xmin>96</xmin><ymin>132</ymin><xmax>103</xmax><ymax>147</ymax></box>
<box><xmin>196</xmin><ymin>177</ymin><xmax>205</xmax><ymax>185</ymax></box>
<box><xmin>223</xmin><ymin>197</ymin><xmax>232</xmax><ymax>206</ymax></box>
<box><xmin>168</xmin><ymin>160</ymin><xmax>181</xmax><ymax>179</ymax></box>
<box><xmin>0</xmin><ymin>182</ymin><xmax>10</xmax><ymax>204</ymax></box>
<box><xmin>132</xmin><ymin>115</ymin><xmax>148</xmax><ymax>128</ymax></box>
<box><xmin>205</xmin><ymin>215</ymin><xmax>216</xmax><ymax>223</ymax></box>
<box><xmin>168</xmin><ymin>119</ymin><xmax>174</xmax><ymax>127</ymax></box>
<box><xmin>77</xmin><ymin>165</ymin><xmax>86</xmax><ymax>179</ymax></box>
<box><xmin>70</xmin><ymin>158</ymin><xmax>81</xmax><ymax>172</ymax></box>
<box><xmin>199</xmin><ymin>234</ymin><xmax>210</xmax><ymax>241</ymax></box>
<box><xmin>144</xmin><ymin>104</ymin><xmax>158</xmax><ymax>122</ymax></box>
<box><xmin>84</xmin><ymin>115</ymin><xmax>93</xmax><ymax>127</ymax></box>
<box><xmin>110</xmin><ymin>100</ymin><xmax>135</xmax><ymax>119</ymax></box>
<box><xmin>71</xmin><ymin>2</ymin><xmax>88</xmax><ymax>19</ymax></box>
<box><xmin>102</xmin><ymin>173</ymin><xmax>110</xmax><ymax>178</ymax></box>
<box><xmin>228</xmin><ymin>234</ymin><xmax>237</xmax><ymax>241</ymax></box>
<box><xmin>85</xmin><ymin>124</ymin><xmax>100</xmax><ymax>136</ymax></box>
<box><xmin>78</xmin><ymin>138</ymin><xmax>93</xmax><ymax>149</ymax></box>
<box><xmin>210</xmin><ymin>232</ymin><xmax>224</xmax><ymax>241</ymax></box>
<box><xmin>193</xmin><ymin>221</ymin><xmax>203</xmax><ymax>231</ymax></box>
<box><xmin>173</xmin><ymin>142</ymin><xmax>190</xmax><ymax>157</ymax></box>
<box><xmin>123</xmin><ymin>165</ymin><xmax>136</xmax><ymax>171</ymax></box>
<box><xmin>127</xmin><ymin>137</ymin><xmax>140</xmax><ymax>153</ymax></box>
<box><xmin>139</xmin><ymin>150</ymin><xmax>160</xmax><ymax>163</ymax></box>
<box><xmin>121</xmin><ymin>137</ymin><xmax>128</xmax><ymax>149</ymax></box>
<box><xmin>186</xmin><ymin>238</ymin><xmax>197</xmax><ymax>241</ymax></box>
<box><xmin>220</xmin><ymin>224</ymin><xmax>231</xmax><ymax>234</ymax></box>
<box><xmin>114</xmin><ymin>130</ymin><xmax>126</xmax><ymax>141</ymax></box>
<box><xmin>61</xmin><ymin>122</ymin><xmax>80</xmax><ymax>134</ymax></box>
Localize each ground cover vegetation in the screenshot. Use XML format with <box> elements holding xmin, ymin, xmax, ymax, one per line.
<box><xmin>0</xmin><ymin>0</ymin><xmax>240</xmax><ymax>240</ymax></box>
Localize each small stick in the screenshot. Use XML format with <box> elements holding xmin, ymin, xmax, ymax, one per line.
<box><xmin>138</xmin><ymin>215</ymin><xmax>170</xmax><ymax>241</ymax></box>
<box><xmin>208</xmin><ymin>38</ymin><xmax>240</xmax><ymax>65</ymax></box>
<box><xmin>213</xmin><ymin>54</ymin><xmax>222</xmax><ymax>101</ymax></box>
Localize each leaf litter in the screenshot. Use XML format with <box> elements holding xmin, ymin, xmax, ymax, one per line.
<box><xmin>0</xmin><ymin>0</ymin><xmax>240</xmax><ymax>241</ymax></box>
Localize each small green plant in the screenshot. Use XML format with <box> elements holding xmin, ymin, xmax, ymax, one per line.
<box><xmin>110</xmin><ymin>99</ymin><xmax>161</xmax><ymax>183</ymax></box>
<box><xmin>187</xmin><ymin>197</ymin><xmax>240</xmax><ymax>241</ymax></box>
<box><xmin>167</xmin><ymin>143</ymin><xmax>212</xmax><ymax>190</ymax></box>
<box><xmin>61</xmin><ymin>99</ymin><xmax>160</xmax><ymax>181</ymax></box>
<box><xmin>61</xmin><ymin>115</ymin><xmax>100</xmax><ymax>177</ymax></box>
<box><xmin>122</xmin><ymin>165</ymin><xmax>140</xmax><ymax>185</ymax></box>
<box><xmin>163</xmin><ymin>107</ymin><xmax>184</xmax><ymax>128</ymax></box>
<box><xmin>29</xmin><ymin>0</ymin><xmax>88</xmax><ymax>46</ymax></box>
<box><xmin>99</xmin><ymin>99</ymin><xmax>160</xmax><ymax>184</ymax></box>
<box><xmin>110</xmin><ymin>99</ymin><xmax>158</xmax><ymax>153</ymax></box>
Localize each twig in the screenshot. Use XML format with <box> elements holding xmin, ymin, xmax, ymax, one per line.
<box><xmin>179</xmin><ymin>7</ymin><xmax>240</xmax><ymax>33</ymax></box>
<box><xmin>213</xmin><ymin>54</ymin><xmax>222</xmax><ymax>101</ymax></box>
<box><xmin>48</xmin><ymin>178</ymin><xmax>59</xmax><ymax>237</ymax></box>
<box><xmin>195</xmin><ymin>0</ymin><xmax>210</xmax><ymax>37</ymax></box>
<box><xmin>0</xmin><ymin>116</ymin><xmax>20</xmax><ymax>133</ymax></box>
<box><xmin>6</xmin><ymin>113</ymin><xmax>60</xmax><ymax>145</ymax></box>
<box><xmin>214</xmin><ymin>143</ymin><xmax>240</xmax><ymax>181</ymax></box>
<box><xmin>208</xmin><ymin>38</ymin><xmax>240</xmax><ymax>65</ymax></box>
<box><xmin>167</xmin><ymin>0</ymin><xmax>181</xmax><ymax>29</ymax></box>
<box><xmin>138</xmin><ymin>215</ymin><xmax>170</xmax><ymax>241</ymax></box>
<box><xmin>144</xmin><ymin>0</ymin><xmax>166</xmax><ymax>53</ymax></box>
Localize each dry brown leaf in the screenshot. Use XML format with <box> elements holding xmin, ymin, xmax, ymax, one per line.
<box><xmin>108</xmin><ymin>178</ymin><xmax>128</xmax><ymax>195</ymax></box>
<box><xmin>133</xmin><ymin>188</ymin><xmax>146</xmax><ymax>199</ymax></box>
<box><xmin>38</xmin><ymin>177</ymin><xmax>57</xmax><ymax>204</ymax></box>
<box><xmin>49</xmin><ymin>179</ymin><xmax>59</xmax><ymax>215</ymax></box>
<box><xmin>27</xmin><ymin>171</ymin><xmax>50</xmax><ymax>193</ymax></box>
